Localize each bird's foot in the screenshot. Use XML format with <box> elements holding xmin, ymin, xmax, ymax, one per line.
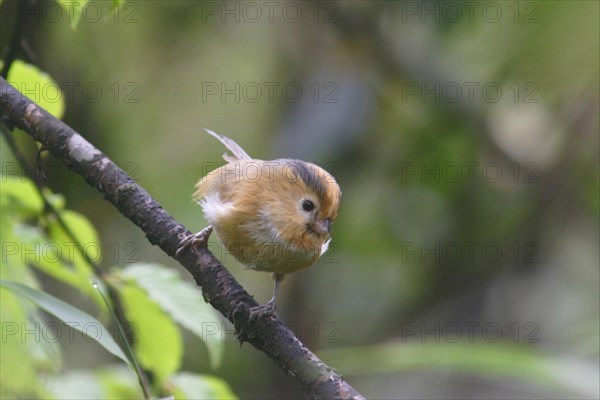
<box><xmin>175</xmin><ymin>225</ymin><xmax>213</xmax><ymax>257</ymax></box>
<box><xmin>234</xmin><ymin>301</ymin><xmax>277</xmax><ymax>345</ymax></box>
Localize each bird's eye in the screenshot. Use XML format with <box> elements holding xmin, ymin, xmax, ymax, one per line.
<box><xmin>302</xmin><ymin>199</ymin><xmax>315</xmax><ymax>212</ymax></box>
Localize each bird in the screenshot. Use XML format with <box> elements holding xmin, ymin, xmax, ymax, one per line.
<box><xmin>178</xmin><ymin>129</ymin><xmax>341</xmax><ymax>314</ymax></box>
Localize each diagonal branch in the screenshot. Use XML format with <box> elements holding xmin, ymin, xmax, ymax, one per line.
<box><xmin>0</xmin><ymin>77</ymin><xmax>365</xmax><ymax>400</ymax></box>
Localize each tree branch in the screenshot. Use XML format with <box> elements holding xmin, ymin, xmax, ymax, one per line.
<box><xmin>0</xmin><ymin>77</ymin><xmax>365</xmax><ymax>400</ymax></box>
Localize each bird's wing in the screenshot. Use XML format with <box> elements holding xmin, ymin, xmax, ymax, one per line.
<box><xmin>204</xmin><ymin>129</ymin><xmax>252</xmax><ymax>162</ymax></box>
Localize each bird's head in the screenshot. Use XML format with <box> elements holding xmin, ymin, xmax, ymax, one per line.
<box><xmin>267</xmin><ymin>160</ymin><xmax>341</xmax><ymax>253</ymax></box>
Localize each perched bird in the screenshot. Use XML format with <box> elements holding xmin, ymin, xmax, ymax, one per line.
<box><xmin>179</xmin><ymin>129</ymin><xmax>341</xmax><ymax>313</ymax></box>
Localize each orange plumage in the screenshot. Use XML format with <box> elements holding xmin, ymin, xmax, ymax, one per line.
<box><xmin>185</xmin><ymin>130</ymin><xmax>341</xmax><ymax>312</ymax></box>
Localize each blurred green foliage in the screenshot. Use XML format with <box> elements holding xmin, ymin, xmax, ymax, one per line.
<box><xmin>0</xmin><ymin>175</ymin><xmax>232</xmax><ymax>397</ymax></box>
<box><xmin>1</xmin><ymin>0</ymin><xmax>598</xmax><ymax>398</ymax></box>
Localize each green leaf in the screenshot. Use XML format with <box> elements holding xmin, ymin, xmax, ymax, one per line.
<box><xmin>41</xmin><ymin>209</ymin><xmax>104</xmax><ymax>305</ymax></box>
<box><xmin>98</xmin><ymin>366</ymin><xmax>144</xmax><ymax>399</ymax></box>
<box><xmin>0</xmin><ymin>280</ymin><xmax>132</xmax><ymax>367</ymax></box>
<box><xmin>0</xmin><ymin>175</ymin><xmax>44</xmax><ymax>218</ymax></box>
<box><xmin>0</xmin><ymin>288</ymin><xmax>46</xmax><ymax>398</ymax></box>
<box><xmin>46</xmin><ymin>209</ymin><xmax>101</xmax><ymax>275</ymax></box>
<box><xmin>170</xmin><ymin>372</ymin><xmax>238</xmax><ymax>400</ymax></box>
<box><xmin>6</xmin><ymin>60</ymin><xmax>65</xmax><ymax>119</ymax></box>
<box><xmin>27</xmin><ymin>310</ymin><xmax>63</xmax><ymax>372</ymax></box>
<box><xmin>120</xmin><ymin>263</ymin><xmax>224</xmax><ymax>369</ymax></box>
<box><xmin>10</xmin><ymin>222</ymin><xmax>77</xmax><ymax>284</ymax></box>
<box><xmin>0</xmin><ymin>219</ymin><xmax>42</xmax><ymax>287</ymax></box>
<box><xmin>10</xmin><ymin>218</ymin><xmax>104</xmax><ymax>308</ymax></box>
<box><xmin>47</xmin><ymin>370</ymin><xmax>105</xmax><ymax>399</ymax></box>
<box><xmin>120</xmin><ymin>282</ymin><xmax>183</xmax><ymax>384</ymax></box>
<box><xmin>43</xmin><ymin>188</ymin><xmax>67</xmax><ymax>211</ymax></box>
<box><xmin>46</xmin><ymin>366</ymin><xmax>144</xmax><ymax>399</ymax></box>
<box><xmin>1</xmin><ymin>177</ymin><xmax>102</xmax><ymax>306</ymax></box>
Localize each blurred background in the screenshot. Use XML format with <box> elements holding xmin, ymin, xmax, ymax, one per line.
<box><xmin>1</xmin><ymin>0</ymin><xmax>598</xmax><ymax>398</ymax></box>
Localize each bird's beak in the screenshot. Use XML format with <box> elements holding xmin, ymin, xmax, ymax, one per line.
<box><xmin>313</xmin><ymin>218</ymin><xmax>331</xmax><ymax>235</ymax></box>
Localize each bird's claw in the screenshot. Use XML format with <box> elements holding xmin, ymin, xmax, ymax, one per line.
<box><xmin>175</xmin><ymin>226</ymin><xmax>213</xmax><ymax>257</ymax></box>
<box><xmin>234</xmin><ymin>302</ymin><xmax>277</xmax><ymax>345</ymax></box>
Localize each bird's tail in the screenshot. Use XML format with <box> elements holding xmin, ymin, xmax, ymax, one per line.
<box><xmin>204</xmin><ymin>129</ymin><xmax>252</xmax><ymax>162</ymax></box>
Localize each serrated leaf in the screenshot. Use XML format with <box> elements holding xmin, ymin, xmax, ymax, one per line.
<box><xmin>0</xmin><ymin>280</ymin><xmax>131</xmax><ymax>368</ymax></box>
<box><xmin>6</xmin><ymin>60</ymin><xmax>65</xmax><ymax>119</ymax></box>
<box><xmin>120</xmin><ymin>263</ymin><xmax>224</xmax><ymax>369</ymax></box>
<box><xmin>120</xmin><ymin>282</ymin><xmax>183</xmax><ymax>384</ymax></box>
<box><xmin>170</xmin><ymin>372</ymin><xmax>238</xmax><ymax>400</ymax></box>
